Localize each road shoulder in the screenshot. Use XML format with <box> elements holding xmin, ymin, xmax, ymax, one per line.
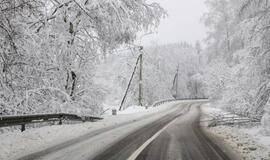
<box><xmin>0</xmin><ymin>102</ymin><xmax>182</xmax><ymax>160</ymax></box>
<box><xmin>201</xmin><ymin>103</ymin><xmax>270</xmax><ymax>160</ymax></box>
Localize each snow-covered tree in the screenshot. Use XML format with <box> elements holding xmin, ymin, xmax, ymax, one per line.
<box><xmin>0</xmin><ymin>0</ymin><xmax>166</xmax><ymax>115</ymax></box>
<box><xmin>95</xmin><ymin>43</ymin><xmax>203</xmax><ymax>109</ymax></box>
<box><xmin>202</xmin><ymin>0</ymin><xmax>270</xmax><ymax>128</ymax></box>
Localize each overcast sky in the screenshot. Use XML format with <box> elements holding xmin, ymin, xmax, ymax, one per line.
<box><xmin>142</xmin><ymin>0</ymin><xmax>207</xmax><ymax>46</ymax></box>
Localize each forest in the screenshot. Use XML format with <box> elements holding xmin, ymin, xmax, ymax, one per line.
<box><xmin>202</xmin><ymin>0</ymin><xmax>270</xmax><ymax>134</ymax></box>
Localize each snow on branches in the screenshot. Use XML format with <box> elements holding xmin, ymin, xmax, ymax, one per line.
<box><xmin>203</xmin><ymin>0</ymin><xmax>270</xmax><ymax>131</ymax></box>
<box><xmin>0</xmin><ymin>0</ymin><xmax>166</xmax><ymax>115</ymax></box>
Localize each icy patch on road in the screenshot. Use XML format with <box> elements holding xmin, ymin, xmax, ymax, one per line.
<box><xmin>202</xmin><ymin>103</ymin><xmax>270</xmax><ymax>160</ymax></box>
<box><xmin>0</xmin><ymin>101</ymin><xmax>183</xmax><ymax>160</ymax></box>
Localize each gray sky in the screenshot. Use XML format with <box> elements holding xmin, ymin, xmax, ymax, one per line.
<box><xmin>142</xmin><ymin>0</ymin><xmax>207</xmax><ymax>46</ymax></box>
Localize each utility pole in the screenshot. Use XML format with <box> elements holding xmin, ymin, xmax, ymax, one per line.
<box><xmin>138</xmin><ymin>46</ymin><xmax>143</xmax><ymax>106</ymax></box>
<box><xmin>119</xmin><ymin>54</ymin><xmax>141</xmax><ymax>111</ymax></box>
<box><xmin>195</xmin><ymin>81</ymin><xmax>198</xmax><ymax>99</ymax></box>
<box><xmin>176</xmin><ymin>64</ymin><xmax>179</xmax><ymax>99</ymax></box>
<box><xmin>119</xmin><ymin>46</ymin><xmax>143</xmax><ymax>111</ymax></box>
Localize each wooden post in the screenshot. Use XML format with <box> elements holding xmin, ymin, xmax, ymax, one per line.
<box><xmin>119</xmin><ymin>54</ymin><xmax>141</xmax><ymax>111</ymax></box>
<box><xmin>195</xmin><ymin>81</ymin><xmax>198</xmax><ymax>99</ymax></box>
<box><xmin>59</xmin><ymin>118</ymin><xmax>63</xmax><ymax>125</ymax></box>
<box><xmin>176</xmin><ymin>64</ymin><xmax>179</xmax><ymax>99</ymax></box>
<box><xmin>119</xmin><ymin>46</ymin><xmax>144</xmax><ymax>111</ymax></box>
<box><xmin>139</xmin><ymin>54</ymin><xmax>143</xmax><ymax>106</ymax></box>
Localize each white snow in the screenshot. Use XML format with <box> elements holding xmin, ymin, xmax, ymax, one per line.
<box><xmin>241</xmin><ymin>126</ymin><xmax>270</xmax><ymax>149</ymax></box>
<box><xmin>201</xmin><ymin>103</ymin><xmax>232</xmax><ymax>118</ymax></box>
<box><xmin>102</xmin><ymin>104</ymin><xmax>149</xmax><ymax>115</ymax></box>
<box><xmin>118</xmin><ymin>105</ymin><xmax>148</xmax><ymax>114</ymax></box>
<box><xmin>0</xmin><ymin>101</ymin><xmax>183</xmax><ymax>160</ymax></box>
<box><xmin>201</xmin><ymin>103</ymin><xmax>270</xmax><ymax>160</ymax></box>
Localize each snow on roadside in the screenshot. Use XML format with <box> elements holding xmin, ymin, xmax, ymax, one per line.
<box><xmin>103</xmin><ymin>99</ymin><xmax>209</xmax><ymax>115</ymax></box>
<box><xmin>118</xmin><ymin>105</ymin><xmax>148</xmax><ymax>114</ymax></box>
<box><xmin>0</xmin><ymin>101</ymin><xmax>182</xmax><ymax>160</ymax></box>
<box><xmin>241</xmin><ymin>126</ymin><xmax>270</xmax><ymax>149</ymax></box>
<box><xmin>118</xmin><ymin>104</ymin><xmax>172</xmax><ymax>115</ymax></box>
<box><xmin>202</xmin><ymin>103</ymin><xmax>270</xmax><ymax>160</ymax></box>
<box><xmin>102</xmin><ymin>104</ymin><xmax>149</xmax><ymax>115</ymax></box>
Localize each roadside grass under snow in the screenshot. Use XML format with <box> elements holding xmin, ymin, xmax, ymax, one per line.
<box><xmin>202</xmin><ymin>103</ymin><xmax>270</xmax><ymax>160</ymax></box>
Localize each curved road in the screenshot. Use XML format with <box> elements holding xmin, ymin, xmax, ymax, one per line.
<box><xmin>135</xmin><ymin>103</ymin><xmax>231</xmax><ymax>160</ymax></box>
<box><xmin>18</xmin><ymin>101</ymin><xmax>236</xmax><ymax>160</ymax></box>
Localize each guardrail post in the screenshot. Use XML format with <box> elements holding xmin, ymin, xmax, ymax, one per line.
<box><xmin>59</xmin><ymin>119</ymin><xmax>62</xmax><ymax>125</ymax></box>
<box><xmin>59</xmin><ymin>114</ymin><xmax>64</xmax><ymax>125</ymax></box>
<box><xmin>59</xmin><ymin>116</ymin><xmax>63</xmax><ymax>125</ymax></box>
<box><xmin>21</xmin><ymin>124</ymin><xmax>25</xmax><ymax>132</ymax></box>
<box><xmin>81</xmin><ymin>116</ymin><xmax>86</xmax><ymax>122</ymax></box>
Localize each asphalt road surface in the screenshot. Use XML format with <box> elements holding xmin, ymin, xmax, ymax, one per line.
<box><xmin>135</xmin><ymin>104</ymin><xmax>232</xmax><ymax>160</ymax></box>
<box><xmin>18</xmin><ymin>101</ymin><xmax>236</xmax><ymax>160</ymax></box>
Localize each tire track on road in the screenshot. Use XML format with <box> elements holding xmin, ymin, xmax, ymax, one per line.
<box><xmin>91</xmin><ymin>105</ymin><xmax>191</xmax><ymax>160</ymax></box>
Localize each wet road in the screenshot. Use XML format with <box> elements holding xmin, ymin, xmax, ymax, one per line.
<box><xmin>135</xmin><ymin>104</ymin><xmax>231</xmax><ymax>160</ymax></box>
<box><xmin>93</xmin><ymin>102</ymin><xmax>234</xmax><ymax>160</ymax></box>
<box><xmin>18</xmin><ymin>101</ymin><xmax>235</xmax><ymax>160</ymax></box>
<box><xmin>92</xmin><ymin>104</ymin><xmax>191</xmax><ymax>160</ymax></box>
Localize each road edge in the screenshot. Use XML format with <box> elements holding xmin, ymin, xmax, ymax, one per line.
<box><xmin>199</xmin><ymin>105</ymin><xmax>242</xmax><ymax>160</ymax></box>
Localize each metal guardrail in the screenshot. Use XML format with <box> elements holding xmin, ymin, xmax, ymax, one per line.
<box><xmin>207</xmin><ymin>115</ymin><xmax>260</xmax><ymax>127</ymax></box>
<box><xmin>0</xmin><ymin>113</ymin><xmax>103</xmax><ymax>132</ymax></box>
<box><xmin>152</xmin><ymin>98</ymin><xmax>208</xmax><ymax>107</ymax></box>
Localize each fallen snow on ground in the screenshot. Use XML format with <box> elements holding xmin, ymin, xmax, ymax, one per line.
<box><xmin>0</xmin><ymin>101</ymin><xmax>183</xmax><ymax>160</ymax></box>
<box><xmin>241</xmin><ymin>126</ymin><xmax>270</xmax><ymax>149</ymax></box>
<box><xmin>102</xmin><ymin>99</ymin><xmax>205</xmax><ymax>115</ymax></box>
<box><xmin>201</xmin><ymin>103</ymin><xmax>232</xmax><ymax>118</ymax></box>
<box><xmin>118</xmin><ymin>105</ymin><xmax>148</xmax><ymax>114</ymax></box>
<box><xmin>102</xmin><ymin>104</ymin><xmax>150</xmax><ymax>115</ymax></box>
<box><xmin>202</xmin><ymin>103</ymin><xmax>270</xmax><ymax>160</ymax></box>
